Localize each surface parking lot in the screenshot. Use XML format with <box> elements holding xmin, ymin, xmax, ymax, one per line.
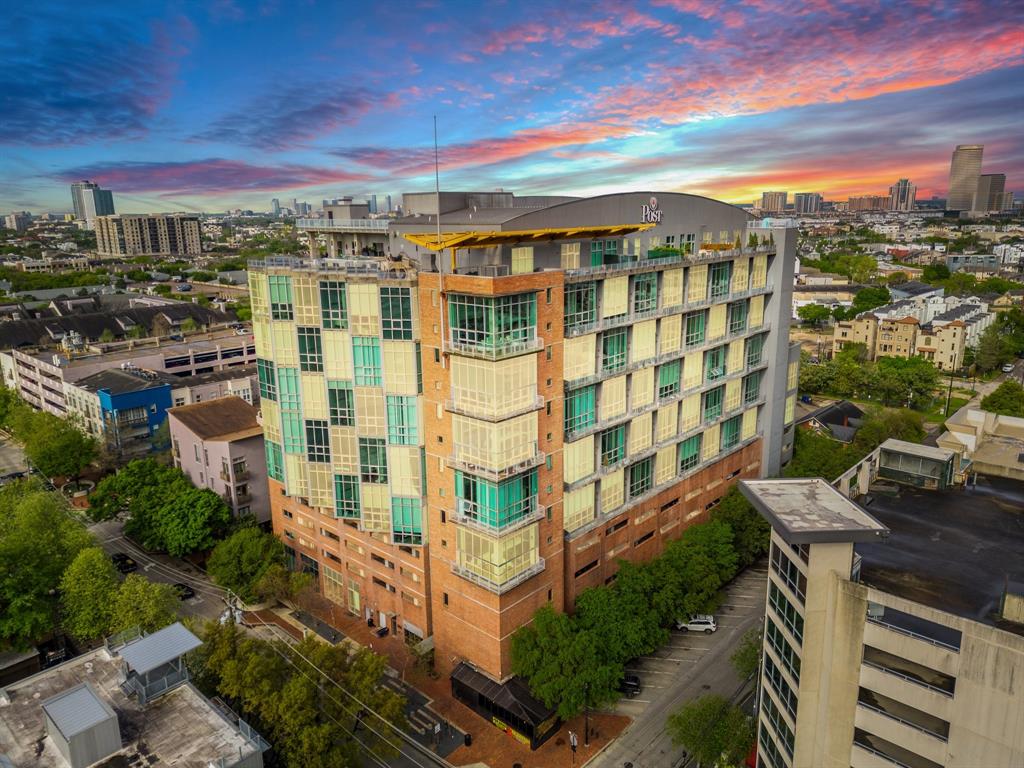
<box><xmin>614</xmin><ymin>562</ymin><xmax>768</xmax><ymax>716</ymax></box>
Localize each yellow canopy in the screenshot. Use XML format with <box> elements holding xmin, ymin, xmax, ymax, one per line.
<box><xmin>402</xmin><ymin>223</ymin><xmax>655</xmax><ymax>252</ymax></box>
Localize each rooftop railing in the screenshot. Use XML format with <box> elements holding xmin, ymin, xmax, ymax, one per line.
<box><xmin>296</xmin><ymin>218</ymin><xmax>389</xmax><ymax>232</ymax></box>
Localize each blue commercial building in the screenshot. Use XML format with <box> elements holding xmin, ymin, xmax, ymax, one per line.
<box><xmin>72</xmin><ymin>368</ymin><xmax>174</xmax><ymax>457</ymax></box>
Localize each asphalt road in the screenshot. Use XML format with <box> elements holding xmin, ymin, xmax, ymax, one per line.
<box><xmin>590</xmin><ymin>562</ymin><xmax>768</xmax><ymax>768</ymax></box>
<box><xmin>0</xmin><ymin>432</ymin><xmax>28</xmax><ymax>476</ymax></box>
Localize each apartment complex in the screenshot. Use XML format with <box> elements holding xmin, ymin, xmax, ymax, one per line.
<box><xmin>832</xmin><ymin>295</ymin><xmax>993</xmax><ymax>371</ymax></box>
<box><xmin>761</xmin><ymin>191</ymin><xmax>789</xmax><ymax>213</ymax></box>
<box><xmin>974</xmin><ymin>173</ymin><xmax>1006</xmax><ymax>213</ymax></box>
<box><xmin>94</xmin><ymin>214</ymin><xmax>201</xmax><ymax>256</ymax></box>
<box><xmin>742</xmin><ymin>470</ymin><xmax>1024</xmax><ymax>768</ymax></box>
<box><xmin>252</xmin><ymin>191</ymin><xmax>799</xmax><ymax>712</ymax></box>
<box><xmin>793</xmin><ymin>194</ymin><xmax>822</xmax><ymax>215</ymax></box>
<box><xmin>888</xmin><ymin>179</ymin><xmax>917</xmax><ymax>212</ymax></box>
<box><xmin>947</xmin><ymin>145</ymin><xmax>984</xmax><ymax>211</ymax></box>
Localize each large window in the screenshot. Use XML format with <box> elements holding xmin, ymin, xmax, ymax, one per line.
<box><xmin>769</xmin><ymin>582</ymin><xmax>804</xmax><ymax>644</ymax></box>
<box><xmin>386</xmin><ymin>396</ymin><xmax>418</xmax><ymax>445</ymax></box>
<box><xmin>319</xmin><ymin>280</ymin><xmax>347</xmax><ymax>329</ymax></box>
<box><xmin>746</xmin><ymin>334</ymin><xmax>765</xmax><ymax>367</ymax></box>
<box><xmin>679</xmin><ymin>434</ymin><xmax>701</xmax><ymax>472</ymax></box>
<box><xmin>334</xmin><ymin>474</ymin><xmax>360</xmax><ymax>518</ymax></box>
<box><xmin>761</xmin><ymin>694</ymin><xmax>795</xmax><ymax>758</ymax></box>
<box><xmin>602</xmin><ymin>328</ymin><xmax>627</xmax><ymax>372</ymax></box>
<box><xmin>600</xmin><ymin>424</ymin><xmax>625</xmax><ymax>466</ymax></box>
<box><xmin>709</xmin><ymin>261</ymin><xmax>732</xmax><ymax>299</ymax></box>
<box><xmin>764</xmin><ymin>655</ymin><xmax>798</xmax><ymax>719</ymax></box>
<box><xmin>327</xmin><ymin>381</ymin><xmax>355</xmax><ymax>426</ymax></box>
<box><xmin>703</xmin><ymin>386</ymin><xmax>723</xmax><ymax>423</ymax></box>
<box><xmin>565</xmin><ymin>282</ymin><xmax>597</xmax><ymax>329</ymax></box>
<box><xmin>633</xmin><ymin>273</ymin><xmax>658</xmax><ymax>313</ymax></box>
<box><xmin>743</xmin><ymin>371</ymin><xmax>762</xmax><ymax>404</ymax></box>
<box><xmin>391</xmin><ymin>497</ymin><xmax>423</xmax><ymax>545</ymax></box>
<box><xmin>705</xmin><ymin>346</ymin><xmax>726</xmax><ymax>381</ymax></box>
<box><xmin>352</xmin><ymin>337</ymin><xmax>382</xmax><ymax>386</ymax></box>
<box><xmin>448</xmin><ymin>293</ymin><xmax>536</xmax><ymax>351</ymax></box>
<box><xmin>297</xmin><ymin>326</ymin><xmax>323</xmax><ymax>372</ymax></box>
<box><xmin>565</xmin><ymin>385</ymin><xmax>596</xmax><ymax>435</ymax></box>
<box><xmin>685</xmin><ymin>311</ymin><xmax>706</xmax><ymax>347</ymax></box>
<box><xmin>627</xmin><ymin>457</ymin><xmax>653</xmax><ymax>498</ymax></box>
<box><xmin>269</xmin><ymin>275</ymin><xmax>293</xmax><ymax>320</ymax></box>
<box><xmin>728</xmin><ymin>301</ymin><xmax>748</xmax><ymax>334</ymax></box>
<box><xmin>456</xmin><ymin>470</ymin><xmax>537</xmax><ymax>529</ymax></box>
<box><xmin>306</xmin><ymin>419</ymin><xmax>330</xmax><ymax>463</ymax></box>
<box><xmin>766</xmin><ymin>617</ymin><xmax>801</xmax><ymax>682</ymax></box>
<box><xmin>358</xmin><ymin>437</ymin><xmax>388</xmax><ymax>483</ymax></box>
<box><xmin>771</xmin><ymin>542</ymin><xmax>807</xmax><ymax>603</ymax></box>
<box><xmin>257</xmin><ymin>358</ymin><xmax>276</xmax><ymax>401</ymax></box>
<box><xmin>590</xmin><ymin>239</ymin><xmax>621</xmax><ymax>266</ymax></box>
<box><xmin>658</xmin><ymin>361</ymin><xmax>681</xmax><ymax>399</ymax></box>
<box><xmin>265</xmin><ymin>440</ymin><xmax>284</xmax><ymax>482</ymax></box>
<box><xmin>380</xmin><ymin>286</ymin><xmax>413</xmax><ymax>340</ymax></box>
<box><xmin>721</xmin><ymin>415</ymin><xmax>741</xmax><ymax>450</ymax></box>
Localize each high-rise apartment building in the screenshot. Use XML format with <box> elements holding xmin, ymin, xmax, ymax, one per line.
<box><xmin>95</xmin><ymin>214</ymin><xmax>201</xmax><ymax>257</ymax></box>
<box><xmin>251</xmin><ymin>191</ymin><xmax>799</xmax><ymax>722</ymax></box>
<box><xmin>272</xmin><ymin>198</ymin><xmax>281</xmax><ymax>216</ymax></box>
<box><xmin>742</xmin><ymin>471</ymin><xmax>1024</xmax><ymax>768</ymax></box>
<box><xmin>888</xmin><ymin>179</ymin><xmax>916</xmax><ymax>211</ymax></box>
<box><xmin>847</xmin><ymin>196</ymin><xmax>889</xmax><ymax>212</ymax></box>
<box><xmin>367</xmin><ymin>195</ymin><xmax>378</xmax><ymax>214</ymax></box>
<box><xmin>1000</xmin><ymin>191</ymin><xmax>1015</xmax><ymax>212</ymax></box>
<box><xmin>4</xmin><ymin>212</ymin><xmax>31</xmax><ymax>232</ymax></box>
<box><xmin>793</xmin><ymin>194</ymin><xmax>822</xmax><ymax>215</ymax></box>
<box><xmin>761</xmin><ymin>191</ymin><xmax>789</xmax><ymax>213</ymax></box>
<box><xmin>974</xmin><ymin>173</ymin><xmax>1006</xmax><ymax>213</ymax></box>
<box><xmin>70</xmin><ymin>180</ymin><xmax>114</xmax><ymax>226</ymax></box>
<box><xmin>947</xmin><ymin>144</ymin><xmax>983</xmax><ymax>211</ymax></box>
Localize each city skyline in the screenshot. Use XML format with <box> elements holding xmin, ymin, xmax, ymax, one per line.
<box><xmin>2</xmin><ymin>0</ymin><xmax>1023</xmax><ymax>213</ymax></box>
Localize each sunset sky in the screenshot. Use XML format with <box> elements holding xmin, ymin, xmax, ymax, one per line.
<box><xmin>3</xmin><ymin>0</ymin><xmax>1023</xmax><ymax>214</ymax></box>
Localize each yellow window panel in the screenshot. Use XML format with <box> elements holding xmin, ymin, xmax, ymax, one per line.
<box><xmin>725</xmin><ymin>379</ymin><xmax>741</xmax><ymax>412</ymax></box>
<box><xmin>742</xmin><ymin>407</ymin><xmax>758</xmax><ymax>440</ymax></box>
<box><xmin>656</xmin><ymin>403</ymin><xmax>678</xmax><ymax>443</ymax></box>
<box><xmin>602</xmin><ymin>276</ymin><xmax>629</xmax><ymax>318</ymax></box>
<box><xmin>382</xmin><ymin>341</ymin><xmax>418</xmax><ymax>395</ymax></box>
<box><xmin>687</xmin><ymin>264</ymin><xmax>708</xmax><ymax>303</ymax></box>
<box><xmin>564</xmin><ymin>434</ymin><xmax>595</xmax><ymax>484</ymax></box>
<box><xmin>785</xmin><ymin>394</ymin><xmax>796</xmax><ymax>424</ymax></box>
<box><xmin>389</xmin><ymin>446</ymin><xmax>423</xmax><ymax>496</ymax></box>
<box><xmin>708</xmin><ymin>304</ymin><xmax>726</xmax><ymax>340</ymax></box>
<box><xmin>628</xmin><ymin>412</ymin><xmax>653</xmax><ymax>456</ymax></box>
<box><xmin>330</xmin><ymin>427</ymin><xmax>358</xmax><ymax>474</ymax></box>
<box><xmin>301</xmin><ymin>374</ymin><xmax>328</xmax><ymax>419</ymax></box>
<box><xmin>662</xmin><ymin>268</ymin><xmax>684</xmax><ymax>307</ymax></box>
<box><xmin>452</xmin><ymin>412</ymin><xmax>537</xmax><ymax>472</ymax></box>
<box><xmin>683</xmin><ymin>353</ymin><xmax>702</xmax><ymax>390</ymax></box>
<box><xmin>361</xmin><ymin>484</ymin><xmax>391</xmax><ymax>532</ymax></box>
<box><xmin>702</xmin><ymin>424</ymin><xmax>721</xmax><ymax>460</ymax></box>
<box><xmin>564</xmin><ymin>334</ymin><xmax>596</xmax><ymax>381</ymax></box>
<box><xmin>253</xmin><ymin>317</ymin><xmax>272</xmax><ymax>358</ymax></box>
<box><xmin>752</xmin><ymin>255</ymin><xmax>768</xmax><ymax>288</ymax></box>
<box><xmin>511</xmin><ymin>246</ymin><xmax>534</xmax><ymax>274</ymax></box>
<box><xmin>323</xmin><ymin>330</ymin><xmax>353</xmax><ymax>379</ymax></box>
<box><xmin>600</xmin><ymin>375</ymin><xmax>627</xmax><ymax>420</ymax></box>
<box><xmin>631</xmin><ymin>367</ymin><xmax>654</xmax><ymax>410</ymax></box>
<box><xmin>749</xmin><ymin>295</ymin><xmax>765</xmax><ymax>329</ymax></box>
<box><xmin>451</xmin><ymin>355</ymin><xmax>537</xmax><ymax>419</ymax></box>
<box><xmin>681</xmin><ymin>394</ymin><xmax>700</xmax><ymax>431</ymax></box>
<box><xmin>355</xmin><ymin>389</ymin><xmax>386</xmax><ymax>435</ymax></box>
<box><xmin>284</xmin><ymin>454</ymin><xmax>307</xmax><ymax>497</ymax></box>
<box><xmin>456</xmin><ymin>524</ymin><xmax>539</xmax><ymax>586</ymax></box>
<box><xmin>561</xmin><ymin>242</ymin><xmax>581</xmax><ymax>270</ymax></box>
<box><xmin>660</xmin><ymin>314</ymin><xmax>681</xmax><ymax>354</ymax></box>
<box><xmin>655</xmin><ymin>446</ymin><xmax>675</xmax><ymax>485</ymax></box>
<box><xmin>292</xmin><ymin>274</ymin><xmax>319</xmax><ymax>325</ymax></box>
<box><xmin>249</xmin><ymin>272</ymin><xmax>268</xmax><ymax>313</ymax></box>
<box><xmin>261</xmin><ymin>400</ymin><xmax>281</xmax><ymax>443</ymax></box>
<box><xmin>348</xmin><ymin>283</ymin><xmax>380</xmax><ymax>336</ymax></box>
<box><xmin>630</xmin><ymin>319</ymin><xmax>656</xmax><ymax>363</ymax></box>
<box><xmin>600</xmin><ymin>469</ymin><xmax>624</xmax><ymax>514</ymax></box>
<box><xmin>787</xmin><ymin>361</ymin><xmax>799</xmax><ymax>390</ymax></box>
<box><xmin>728</xmin><ymin>340</ymin><xmax>744</xmax><ymax>373</ymax></box>
<box><xmin>307</xmin><ymin>464</ymin><xmax>333</xmax><ymax>508</ymax></box>
<box><xmin>564</xmin><ymin>484</ymin><xmax>596</xmax><ymax>533</ymax></box>
<box><xmin>271</xmin><ymin>324</ymin><xmax>298</xmax><ymax>366</ymax></box>
<box><xmin>731</xmin><ymin>258</ymin><xmax>750</xmax><ymax>293</ymax></box>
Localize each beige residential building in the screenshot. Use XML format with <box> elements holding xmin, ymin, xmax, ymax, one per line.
<box><xmin>742</xmin><ymin>462</ymin><xmax>1024</xmax><ymax>768</ymax></box>
<box><xmin>95</xmin><ymin>214</ymin><xmax>201</xmax><ymax>257</ymax></box>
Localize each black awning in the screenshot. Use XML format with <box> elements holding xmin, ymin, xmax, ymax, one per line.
<box><xmin>451</xmin><ymin>662</ymin><xmax>553</xmax><ymax>728</ymax></box>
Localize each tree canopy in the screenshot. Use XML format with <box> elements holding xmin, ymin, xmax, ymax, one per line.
<box><xmin>3</xmin><ymin>402</ymin><xmax>98</xmax><ymax>479</ymax></box>
<box><xmin>59</xmin><ymin>547</ymin><xmax>119</xmax><ymax>641</ymax></box>
<box><xmin>666</xmin><ymin>694</ymin><xmax>754</xmax><ymax>767</ymax></box>
<box><xmin>207</xmin><ymin>527</ymin><xmax>286</xmax><ymax>602</ymax></box>
<box><xmin>981</xmin><ymin>380</ymin><xmax>1024</xmax><ymax>418</ymax></box>
<box><xmin>797</xmin><ymin>304</ymin><xmax>830</xmax><ymax>326</ymax></box>
<box><xmin>800</xmin><ymin>347</ymin><xmax>940</xmax><ymax>409</ymax></box>
<box><xmin>109</xmin><ymin>575</ymin><xmax>180</xmax><ymax>634</ymax></box>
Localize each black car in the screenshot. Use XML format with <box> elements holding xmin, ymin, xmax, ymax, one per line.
<box><xmin>172</xmin><ymin>582</ymin><xmax>196</xmax><ymax>600</ymax></box>
<box><xmin>618</xmin><ymin>673</ymin><xmax>642</xmax><ymax>698</ymax></box>
<box><xmin>111</xmin><ymin>553</ymin><xmax>138</xmax><ymax>573</ymax></box>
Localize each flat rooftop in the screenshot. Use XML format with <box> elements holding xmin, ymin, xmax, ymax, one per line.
<box><xmin>0</xmin><ymin>646</ymin><xmax>258</xmax><ymax>766</ymax></box>
<box><xmin>22</xmin><ymin>328</ymin><xmax>252</xmax><ymax>368</ymax></box>
<box><xmin>879</xmin><ymin>438</ymin><xmax>955</xmax><ymax>463</ymax></box>
<box><xmin>740</xmin><ymin>478</ymin><xmax>890</xmax><ymax>544</ymax></box>
<box><xmin>856</xmin><ymin>475</ymin><xmax>1024</xmax><ymax>635</ymax></box>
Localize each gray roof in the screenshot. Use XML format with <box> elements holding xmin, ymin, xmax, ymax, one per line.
<box><xmin>41</xmin><ymin>682</ymin><xmax>116</xmax><ymax>738</ymax></box>
<box><xmin>120</xmin><ymin>622</ymin><xmax>201</xmax><ymax>675</ymax></box>
<box><xmin>879</xmin><ymin>438</ymin><xmax>956</xmax><ymax>463</ymax></box>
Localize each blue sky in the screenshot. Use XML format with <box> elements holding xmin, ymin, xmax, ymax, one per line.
<box><xmin>2</xmin><ymin>0</ymin><xmax>1023</xmax><ymax>214</ymax></box>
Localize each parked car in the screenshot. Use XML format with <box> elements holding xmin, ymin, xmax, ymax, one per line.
<box><xmin>618</xmin><ymin>673</ymin><xmax>642</xmax><ymax>697</ymax></box>
<box><xmin>175</xmin><ymin>283</ymin><xmax>192</xmax><ymax>292</ymax></box>
<box><xmin>172</xmin><ymin>583</ymin><xmax>196</xmax><ymax>600</ymax></box>
<box><xmin>676</xmin><ymin>614</ymin><xmax>717</xmax><ymax>633</ymax></box>
<box><xmin>1002</xmin><ymin>362</ymin><xmax>1015</xmax><ymax>373</ymax></box>
<box><xmin>111</xmin><ymin>552</ymin><xmax>138</xmax><ymax>574</ymax></box>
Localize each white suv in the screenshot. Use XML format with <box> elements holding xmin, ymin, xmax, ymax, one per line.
<box><xmin>676</xmin><ymin>614</ymin><xmax>717</xmax><ymax>633</ymax></box>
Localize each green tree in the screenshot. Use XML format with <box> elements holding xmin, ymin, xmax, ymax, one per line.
<box><xmin>99</xmin><ymin>328</ymin><xmax>115</xmax><ymax>342</ymax></box>
<box><xmin>981</xmin><ymin>380</ymin><xmax>1024</xmax><ymax>417</ymax></box>
<box><xmin>666</xmin><ymin>694</ymin><xmax>755</xmax><ymax>767</ymax></box>
<box><xmin>875</xmin><ymin>356</ymin><xmax>939</xmax><ymax>409</ymax></box>
<box><xmin>0</xmin><ymin>485</ymin><xmax>92</xmax><ymax>647</ymax></box>
<box><xmin>730</xmin><ymin>626</ymin><xmax>763</xmax><ymax>680</ymax></box>
<box><xmin>922</xmin><ymin>263</ymin><xmax>951</xmax><ymax>282</ymax></box>
<box><xmin>207</xmin><ymin>527</ymin><xmax>286</xmax><ymax>602</ymax></box>
<box><xmin>797</xmin><ymin>304</ymin><xmax>830</xmax><ymax>326</ymax></box>
<box><xmin>0</xmin><ymin>385</ymin><xmax>19</xmax><ymax>430</ymax></box>
<box><xmin>710</xmin><ymin>487</ymin><xmax>769</xmax><ymax>568</ymax></box>
<box><xmin>853</xmin><ymin>407</ymin><xmax>925</xmax><ymax>451</ymax></box>
<box><xmin>109</xmin><ymin>574</ymin><xmax>179</xmax><ymax>634</ymax></box>
<box><xmin>60</xmin><ymin>547</ymin><xmax>119</xmax><ymax>641</ymax></box>
<box><xmin>255</xmin><ymin>563</ymin><xmax>315</xmax><ymax>604</ymax></box>
<box><xmin>975</xmin><ymin>325</ymin><xmax>1013</xmax><ymax>372</ymax></box>
<box><xmin>18</xmin><ymin>410</ymin><xmax>98</xmax><ymax>479</ymax></box>
<box><xmin>181</xmin><ymin>317</ymin><xmax>199</xmax><ymax>332</ymax></box>
<box><xmin>850</xmin><ymin>286</ymin><xmax>890</xmax><ymax>316</ymax></box>
<box><xmin>747</xmin><ymin>232</ymin><xmax>759</xmax><ymax>249</ymax></box>
<box><xmin>887</xmin><ymin>271</ymin><xmax>909</xmax><ymax>285</ymax></box>
<box><xmin>784</xmin><ymin>429</ymin><xmax>859</xmax><ymax>479</ymax></box>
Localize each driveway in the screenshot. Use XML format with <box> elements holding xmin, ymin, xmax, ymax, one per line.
<box><xmin>590</xmin><ymin>562</ymin><xmax>768</xmax><ymax>768</ymax></box>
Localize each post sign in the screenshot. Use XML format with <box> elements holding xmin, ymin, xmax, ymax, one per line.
<box><xmin>641</xmin><ymin>196</ymin><xmax>663</xmax><ymax>224</ymax></box>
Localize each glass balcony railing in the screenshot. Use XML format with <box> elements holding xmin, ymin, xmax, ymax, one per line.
<box><xmin>452</xmin><ymin>496</ymin><xmax>544</xmax><ymax>534</ymax></box>
<box><xmin>295</xmin><ymin>217</ymin><xmax>389</xmax><ymax>231</ymax></box>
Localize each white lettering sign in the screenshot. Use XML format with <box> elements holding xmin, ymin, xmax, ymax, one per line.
<box><xmin>641</xmin><ymin>196</ymin><xmax>663</xmax><ymax>224</ymax></box>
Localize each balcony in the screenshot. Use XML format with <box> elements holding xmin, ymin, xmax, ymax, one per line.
<box><xmin>447</xmin><ymin>442</ymin><xmax>545</xmax><ymax>481</ymax></box>
<box><xmin>451</xmin><ymin>497</ymin><xmax>545</xmax><ymax>535</ymax></box>
<box><xmin>451</xmin><ymin>557</ymin><xmax>546</xmax><ymax>595</ymax></box>
<box><xmin>444</xmin><ymin>334</ymin><xmax>543</xmax><ymax>361</ymax></box>
<box><xmin>295</xmin><ymin>218</ymin><xmax>389</xmax><ymax>232</ymax></box>
<box><xmin>220</xmin><ymin>467</ymin><xmax>250</xmax><ymax>482</ymax></box>
<box><xmin>445</xmin><ymin>394</ymin><xmax>544</xmax><ymax>422</ymax></box>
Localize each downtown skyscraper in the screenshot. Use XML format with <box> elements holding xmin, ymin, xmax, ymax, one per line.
<box><xmin>947</xmin><ymin>145</ymin><xmax>983</xmax><ymax>211</ymax></box>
